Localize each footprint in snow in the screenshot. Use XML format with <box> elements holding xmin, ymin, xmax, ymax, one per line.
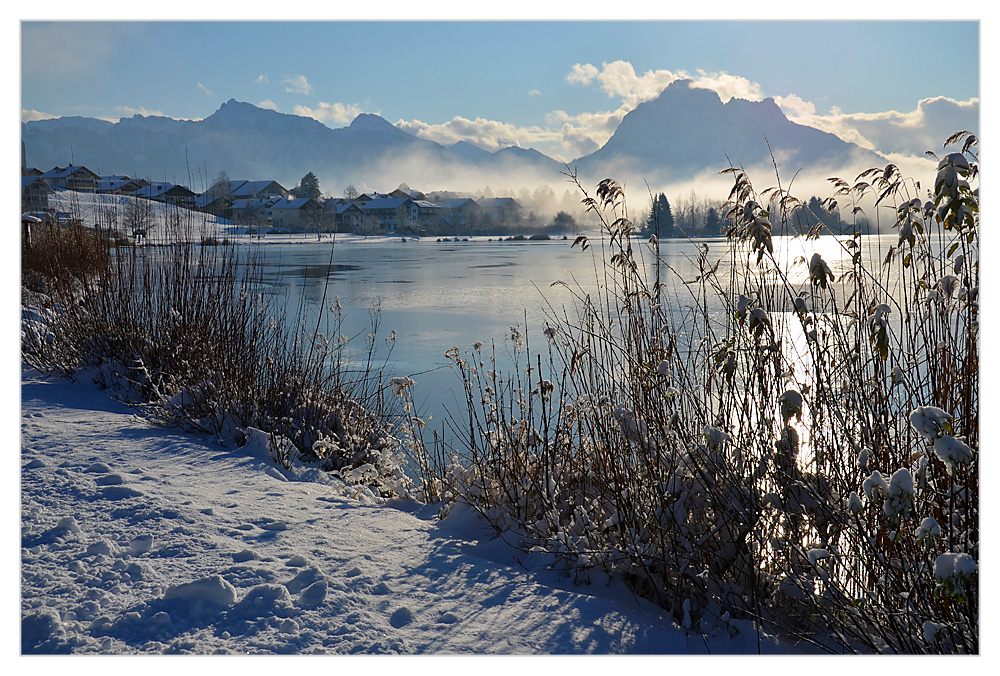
<box><xmin>102</xmin><ymin>485</ymin><xmax>143</xmax><ymax>501</ymax></box>
<box><xmin>255</xmin><ymin>519</ymin><xmax>289</xmax><ymax>531</ymax></box>
<box><xmin>86</xmin><ymin>540</ymin><xmax>114</xmax><ymax>557</ymax></box>
<box><xmin>127</xmin><ymin>535</ymin><xmax>153</xmax><ymax>555</ymax></box>
<box><xmin>389</xmin><ymin>607</ymin><xmax>413</xmax><ymax>628</ymax></box>
<box><xmin>437</xmin><ymin>612</ymin><xmax>460</xmax><ymax>624</ymax></box>
<box><xmin>296</xmin><ymin>580</ymin><xmax>328</xmax><ymax>609</ymax></box>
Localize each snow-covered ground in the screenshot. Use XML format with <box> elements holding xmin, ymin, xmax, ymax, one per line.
<box><xmin>44</xmin><ymin>190</ymin><xmax>576</xmax><ymax>247</ymax></box>
<box><xmin>17</xmin><ymin>365</ymin><xmax>802</xmax><ymax>656</ymax></box>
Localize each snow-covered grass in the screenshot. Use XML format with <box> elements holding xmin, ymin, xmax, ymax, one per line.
<box><xmin>20</xmin><ymin>365</ymin><xmax>798</xmax><ymax>656</ymax></box>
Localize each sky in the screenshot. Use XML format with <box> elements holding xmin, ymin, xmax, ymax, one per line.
<box><xmin>16</xmin><ymin>10</ymin><xmax>983</xmax><ymax>169</ymax></box>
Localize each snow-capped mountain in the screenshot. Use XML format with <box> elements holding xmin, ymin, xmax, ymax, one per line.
<box><xmin>22</xmin><ymin>86</ymin><xmax>884</xmax><ymax>194</ymax></box>
<box><xmin>570</xmin><ymin>79</ymin><xmax>885</xmax><ymax>186</ymax></box>
<box><xmin>21</xmin><ymin>100</ymin><xmax>566</xmax><ymax>193</ymax></box>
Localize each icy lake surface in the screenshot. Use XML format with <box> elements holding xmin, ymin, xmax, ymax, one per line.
<box><xmin>252</xmin><ymin>234</ymin><xmax>898</xmax><ymax>427</ymax></box>
<box><xmin>254</xmin><ymin>237</ymin><xmax>714</xmax><ymax>425</ymax></box>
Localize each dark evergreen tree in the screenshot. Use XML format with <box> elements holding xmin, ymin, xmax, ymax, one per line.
<box><xmin>293</xmin><ymin>172</ymin><xmax>322</xmax><ymax>199</ymax></box>
<box><xmin>644</xmin><ymin>193</ymin><xmax>675</xmax><ymax>238</ymax></box>
<box><xmin>705</xmin><ymin>206</ymin><xmax>723</xmax><ymax>235</ymax></box>
<box><xmin>551</xmin><ymin>211</ymin><xmax>577</xmax><ymax>232</ymax></box>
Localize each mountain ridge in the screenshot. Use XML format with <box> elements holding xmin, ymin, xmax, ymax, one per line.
<box><xmin>22</xmin><ymin>84</ymin><xmax>885</xmax><ymax>193</ymax></box>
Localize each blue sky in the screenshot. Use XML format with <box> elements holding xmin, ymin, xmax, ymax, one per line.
<box><xmin>17</xmin><ymin>14</ymin><xmax>983</xmax><ymax>166</ymax></box>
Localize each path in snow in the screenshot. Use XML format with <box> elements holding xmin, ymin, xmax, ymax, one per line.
<box><xmin>20</xmin><ymin>367</ymin><xmax>786</xmax><ymax>654</ymax></box>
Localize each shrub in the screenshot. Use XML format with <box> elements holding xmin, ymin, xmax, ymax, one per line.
<box><xmin>443</xmin><ymin>134</ymin><xmax>978</xmax><ymax>653</ymax></box>
<box><xmin>22</xmin><ymin>238</ymin><xmax>414</xmax><ymax>499</ymax></box>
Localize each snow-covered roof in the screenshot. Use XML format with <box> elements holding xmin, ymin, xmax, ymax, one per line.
<box><xmin>361</xmin><ymin>197</ymin><xmax>410</xmax><ymax>211</ymax></box>
<box><xmin>271</xmin><ymin>197</ymin><xmax>320</xmax><ymax>211</ymax></box>
<box><xmin>22</xmin><ymin>175</ymin><xmax>52</xmax><ymax>189</ymax></box>
<box><xmin>476</xmin><ymin>197</ymin><xmax>522</xmax><ymax>208</ymax></box>
<box><xmin>132</xmin><ymin>182</ymin><xmax>196</xmax><ymax>199</ymax></box>
<box><xmin>40</xmin><ymin>165</ymin><xmax>99</xmax><ymax>179</ymax></box>
<box><xmin>435</xmin><ymin>198</ymin><xmax>479</xmax><ymax>210</ymax></box>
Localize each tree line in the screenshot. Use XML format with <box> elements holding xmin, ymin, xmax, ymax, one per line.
<box><xmin>638</xmin><ymin>189</ymin><xmax>864</xmax><ymax>239</ymax></box>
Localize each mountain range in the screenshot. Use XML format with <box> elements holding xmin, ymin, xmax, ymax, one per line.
<box><xmin>21</xmin><ymin>80</ymin><xmax>885</xmax><ymax>194</ymax></box>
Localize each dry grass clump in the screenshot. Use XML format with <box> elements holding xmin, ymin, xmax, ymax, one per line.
<box><xmin>442</xmin><ymin>133</ymin><xmax>978</xmax><ymax>653</ymax></box>
<box><xmin>22</xmin><ymin>236</ymin><xmax>412</xmax><ymax>498</ymax></box>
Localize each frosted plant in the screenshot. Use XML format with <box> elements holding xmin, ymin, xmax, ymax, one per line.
<box><xmin>857</xmin><ymin>447</ymin><xmax>870</xmax><ymax>471</ymax></box>
<box><xmin>923</xmin><ymin>621</ymin><xmax>947</xmax><ymax>646</ymax></box>
<box><xmin>808</xmin><ymin>253</ymin><xmax>835</xmax><ymax>289</ymax></box>
<box><xmin>936</xmin><ymin>275</ymin><xmax>960</xmax><ymax>303</ymax></box>
<box><xmin>932</xmin><ymin>435</ymin><xmax>973</xmax><ymax>473</ymax></box>
<box><xmin>908</xmin><ymin>406</ymin><xmax>952</xmax><ymax>442</ymax></box>
<box><xmin>934</xmin><ymin>552</ymin><xmax>978</xmax><ymax>601</ymax></box>
<box><xmin>884</xmin><ymin>468</ymin><xmax>915</xmax><ymax>522</ymax></box>
<box><xmin>747</xmin><ymin>307</ymin><xmax>771</xmax><ymax>339</ymax></box>
<box><xmin>777</xmin><ymin>389</ymin><xmax>803</xmax><ymax>425</ymax></box>
<box><xmin>734</xmin><ymin>294</ymin><xmax>751</xmax><ymax>323</ymax></box>
<box><xmin>914</xmin><ymin>516</ymin><xmax>941</xmax><ymax>550</ymax></box>
<box><xmin>862</xmin><ymin>470</ymin><xmax>889</xmax><ymax>502</ymax></box>
<box><xmin>388</xmin><ymin>376</ymin><xmax>416</xmax><ymax>396</ymax></box>
<box><xmin>613</xmin><ymin>405</ymin><xmax>648</xmax><ymax>445</ymax></box>
<box><xmin>703</xmin><ymin>426</ymin><xmax>730</xmax><ymax>451</ymax></box>
<box><xmin>507</xmin><ymin>326</ymin><xmax>524</xmax><ymax>351</ymax></box>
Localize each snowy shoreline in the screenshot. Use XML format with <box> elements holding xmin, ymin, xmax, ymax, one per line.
<box><xmin>18</xmin><ymin>366</ymin><xmax>796</xmax><ymax>656</ymax></box>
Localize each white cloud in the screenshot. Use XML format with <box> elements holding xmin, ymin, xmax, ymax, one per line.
<box><xmin>21</xmin><ymin>109</ymin><xmax>58</xmax><ymax>123</ymax></box>
<box><xmin>256</xmin><ymin>74</ymin><xmax>269</xmax><ymax>84</ymax></box>
<box><xmin>397</xmin><ymin>116</ymin><xmax>561</xmax><ymax>156</ymax></box>
<box><xmin>566</xmin><ymin>63</ymin><xmax>599</xmax><ymax>86</ymax></box>
<box><xmin>689</xmin><ymin>71</ymin><xmax>765</xmax><ymax>103</ymax></box>
<box><xmin>114</xmin><ymin>105</ymin><xmax>167</xmax><ymax>119</ymax></box>
<box><xmin>281</xmin><ymin>74</ymin><xmax>313</xmax><ymax>95</ymax></box>
<box><xmin>564</xmin><ymin>60</ymin><xmax>979</xmax><ymax>168</ymax></box>
<box><xmin>295</xmin><ymin>101</ymin><xmax>365</xmax><ymax>126</ymax></box>
<box><xmin>774</xmin><ymin>93</ymin><xmax>816</xmax><ymax>118</ymax></box>
<box><xmin>782</xmin><ymin>95</ymin><xmax>980</xmax><ymax>160</ymax></box>
<box><xmin>546</xmin><ymin>107</ymin><xmax>631</xmax><ymax>161</ymax></box>
<box><xmin>528</xmin><ymin>89</ymin><xmax>542</xmax><ymax>97</ymax></box>
<box><xmin>197</xmin><ymin>82</ymin><xmax>214</xmax><ymax>97</ymax></box>
<box><xmin>568</xmin><ymin>60</ymin><xmax>684</xmax><ymax>108</ymax></box>
<box><xmin>258</xmin><ymin>99</ymin><xmax>279</xmax><ymax>111</ymax></box>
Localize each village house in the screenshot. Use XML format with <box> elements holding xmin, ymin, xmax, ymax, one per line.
<box><xmin>40</xmin><ymin>165</ymin><xmax>100</xmax><ymax>192</ymax></box>
<box><xmin>216</xmin><ymin>179</ymin><xmax>290</xmax><ymax>200</ymax></box>
<box><xmin>191</xmin><ymin>193</ymin><xmax>234</xmax><ymax>218</ymax></box>
<box><xmin>97</xmin><ymin>177</ymin><xmax>148</xmax><ymax>195</ymax></box>
<box><xmin>269</xmin><ymin>197</ymin><xmax>328</xmax><ymax>232</ymax></box>
<box><xmin>132</xmin><ymin>182</ymin><xmax>198</xmax><ymax>209</ymax></box>
<box><xmin>21</xmin><ymin>175</ymin><xmax>54</xmax><ymax>213</ymax></box>
<box><xmin>359</xmin><ymin>196</ymin><xmax>412</xmax><ymax>232</ymax></box>
<box><xmin>476</xmin><ymin>197</ymin><xmax>525</xmax><ymax>227</ymax></box>
<box><xmin>434</xmin><ymin>197</ymin><xmax>481</xmax><ymax>231</ymax></box>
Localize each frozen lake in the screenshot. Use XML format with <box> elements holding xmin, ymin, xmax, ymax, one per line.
<box><xmin>249</xmin><ymin>234</ymin><xmax>898</xmax><ymax>429</ymax></box>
